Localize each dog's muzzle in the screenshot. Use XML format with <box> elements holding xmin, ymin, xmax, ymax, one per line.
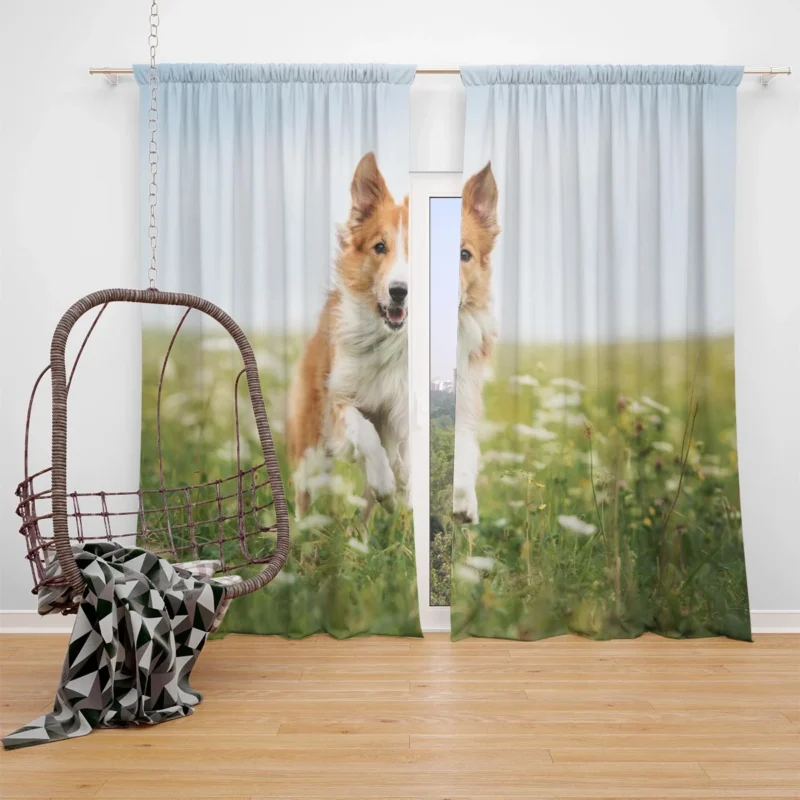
<box><xmin>380</xmin><ymin>282</ymin><xmax>408</xmax><ymax>330</ymax></box>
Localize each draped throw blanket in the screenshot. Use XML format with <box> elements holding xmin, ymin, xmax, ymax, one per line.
<box><xmin>133</xmin><ymin>64</ymin><xmax>421</xmax><ymax>638</ymax></box>
<box><xmin>451</xmin><ymin>65</ymin><xmax>751</xmax><ymax>642</ymax></box>
<box><xmin>2</xmin><ymin>543</ymin><xmax>228</xmax><ymax>749</ymax></box>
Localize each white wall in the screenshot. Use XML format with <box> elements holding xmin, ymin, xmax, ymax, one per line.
<box><xmin>1</xmin><ymin>0</ymin><xmax>798</xmax><ymax>619</ymax></box>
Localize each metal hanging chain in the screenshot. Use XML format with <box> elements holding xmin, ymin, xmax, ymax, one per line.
<box><xmin>147</xmin><ymin>1</ymin><xmax>160</xmax><ymax>289</ymax></box>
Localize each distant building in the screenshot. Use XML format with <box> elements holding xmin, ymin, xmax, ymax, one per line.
<box><xmin>431</xmin><ymin>378</ymin><xmax>455</xmax><ymax>394</ymax></box>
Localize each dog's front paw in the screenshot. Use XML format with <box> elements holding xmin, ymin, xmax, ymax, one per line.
<box><xmin>367</xmin><ymin>459</ymin><xmax>396</xmax><ymax>514</ymax></box>
<box><xmin>453</xmin><ymin>482</ymin><xmax>479</xmax><ymax>524</ymax></box>
<box><xmin>377</xmin><ymin>492</ymin><xmax>396</xmax><ymax>514</ymax></box>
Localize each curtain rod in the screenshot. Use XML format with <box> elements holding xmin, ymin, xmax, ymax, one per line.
<box><xmin>89</xmin><ymin>65</ymin><xmax>792</xmax><ymax>86</ymax></box>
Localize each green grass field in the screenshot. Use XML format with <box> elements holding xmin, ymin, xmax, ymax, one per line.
<box><xmin>139</xmin><ymin>329</ymin><xmax>421</xmax><ymax>639</ymax></box>
<box><xmin>445</xmin><ymin>335</ymin><xmax>751</xmax><ymax>641</ymax></box>
<box><xmin>139</xmin><ymin>328</ymin><xmax>749</xmax><ymax>642</ymax></box>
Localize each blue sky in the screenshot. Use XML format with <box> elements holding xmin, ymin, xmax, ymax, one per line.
<box><xmin>429</xmin><ymin>197</ymin><xmax>461</xmax><ymax>381</ymax></box>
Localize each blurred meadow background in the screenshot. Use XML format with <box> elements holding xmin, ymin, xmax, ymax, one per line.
<box><xmin>139</xmin><ymin>328</ymin><xmax>421</xmax><ymax>639</ymax></box>
<box><xmin>447</xmin><ymin>335</ymin><xmax>751</xmax><ymax>641</ymax></box>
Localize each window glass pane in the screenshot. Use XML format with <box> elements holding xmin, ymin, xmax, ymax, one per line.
<box><xmin>429</xmin><ymin>197</ymin><xmax>460</xmax><ymax>606</ymax></box>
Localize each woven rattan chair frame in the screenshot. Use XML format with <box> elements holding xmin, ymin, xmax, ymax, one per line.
<box><xmin>17</xmin><ymin>288</ymin><xmax>290</xmax><ymax>610</ymax></box>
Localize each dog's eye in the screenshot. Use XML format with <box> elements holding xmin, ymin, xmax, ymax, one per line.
<box><xmin>460</xmin><ymin>249</ymin><xmax>472</xmax><ymax>263</ymax></box>
<box><xmin>373</xmin><ymin>241</ymin><xmax>387</xmax><ymax>255</ymax></box>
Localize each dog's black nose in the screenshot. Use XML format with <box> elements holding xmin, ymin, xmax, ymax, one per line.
<box><xmin>389</xmin><ymin>283</ymin><xmax>408</xmax><ymax>303</ymax></box>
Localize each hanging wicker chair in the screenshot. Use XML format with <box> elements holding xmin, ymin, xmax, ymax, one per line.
<box><xmin>16</xmin><ymin>288</ymin><xmax>290</xmax><ymax>614</ymax></box>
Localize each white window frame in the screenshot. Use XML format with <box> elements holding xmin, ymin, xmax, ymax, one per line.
<box><xmin>409</xmin><ymin>171</ymin><xmax>462</xmax><ymax>633</ymax></box>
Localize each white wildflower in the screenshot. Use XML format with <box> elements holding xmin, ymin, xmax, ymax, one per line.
<box><xmin>500</xmin><ymin>475</ymin><xmax>520</xmax><ymax>486</ymax></box>
<box><xmin>179</xmin><ymin>412</ymin><xmax>201</xmax><ymax>428</ymax></box>
<box><xmin>566</xmin><ymin>413</ymin><xmax>589</xmax><ymax>428</ymax></box>
<box><xmin>535</xmin><ymin>408</ymin><xmax>559</xmax><ymax>424</ymax></box>
<box><xmin>509</xmin><ymin>374</ymin><xmax>540</xmax><ymax>388</ymax></box>
<box><xmin>577</xmin><ymin>452</ymin><xmax>602</xmax><ymax>469</ymax></box>
<box><xmin>478</xmin><ymin>420</ymin><xmax>506</xmax><ymax>441</ymax></box>
<box><xmin>493</xmin><ymin>518</ymin><xmax>509</xmax><ymax>528</ymax></box>
<box><xmin>541</xmin><ymin>441</ymin><xmax>561</xmax><ymax>456</ymax></box>
<box><xmin>652</xmin><ymin>441</ymin><xmax>674</xmax><ymax>453</ymax></box>
<box><xmin>483</xmin><ymin>451</ymin><xmax>525</xmax><ymax>464</ymax></box>
<box><xmin>331</xmin><ymin>476</ymin><xmax>353</xmax><ymax>496</ymax></box>
<box><xmin>296</xmin><ymin>514</ymin><xmax>333</xmax><ymax>531</ymax></box>
<box><xmin>542</xmin><ymin>392</ymin><xmax>581</xmax><ymax>409</ymax></box>
<box><xmin>307</xmin><ymin>473</ymin><xmax>352</xmax><ymax>497</ymax></box>
<box><xmin>551</xmin><ymin>377</ymin><xmax>585</xmax><ymax>391</ymax></box>
<box><xmin>509</xmin><ymin>500</ymin><xmax>525</xmax><ymax>509</ymax></box>
<box><xmin>306</xmin><ymin>473</ymin><xmax>332</xmax><ymax>493</ymax></box>
<box><xmin>514</xmin><ymin>423</ymin><xmax>557</xmax><ymax>441</ymax></box>
<box><xmin>466</xmin><ymin>556</ymin><xmax>496</xmax><ymax>570</ymax></box>
<box><xmin>347</xmin><ymin>537</ymin><xmax>369</xmax><ymax>554</ymax></box>
<box><xmin>292</xmin><ymin>447</ymin><xmax>329</xmax><ymax>493</ymax></box>
<box><xmin>557</xmin><ymin>515</ymin><xmax>597</xmax><ymax>536</ymax></box>
<box><xmin>700</xmin><ymin>466</ymin><xmax>732</xmax><ymax>479</ymax></box>
<box><xmin>454</xmin><ymin>564</ymin><xmax>481</xmax><ymax>584</ymax></box>
<box><xmin>535</xmin><ymin>408</ymin><xmax>587</xmax><ymax>429</ymax></box>
<box><xmin>641</xmin><ymin>396</ymin><xmax>670</xmax><ymax>415</ymax></box>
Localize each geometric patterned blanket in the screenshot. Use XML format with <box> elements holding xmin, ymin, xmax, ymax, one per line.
<box><xmin>2</xmin><ymin>542</ymin><xmax>238</xmax><ymax>750</ymax></box>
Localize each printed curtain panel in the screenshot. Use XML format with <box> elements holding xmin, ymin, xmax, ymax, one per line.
<box><xmin>134</xmin><ymin>64</ymin><xmax>421</xmax><ymax>638</ymax></box>
<box><xmin>451</xmin><ymin>65</ymin><xmax>751</xmax><ymax>641</ymax></box>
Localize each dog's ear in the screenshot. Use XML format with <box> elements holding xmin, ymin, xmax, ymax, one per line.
<box><xmin>350</xmin><ymin>152</ymin><xmax>389</xmax><ymax>222</ymax></box>
<box><xmin>463</xmin><ymin>162</ymin><xmax>498</xmax><ymax>231</ymax></box>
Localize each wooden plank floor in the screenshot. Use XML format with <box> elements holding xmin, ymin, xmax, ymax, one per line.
<box><xmin>0</xmin><ymin>632</ymin><xmax>798</xmax><ymax>798</ymax></box>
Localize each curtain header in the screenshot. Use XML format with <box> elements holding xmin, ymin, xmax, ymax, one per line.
<box><xmin>461</xmin><ymin>65</ymin><xmax>744</xmax><ymax>87</ymax></box>
<box><xmin>133</xmin><ymin>63</ymin><xmax>416</xmax><ymax>85</ymax></box>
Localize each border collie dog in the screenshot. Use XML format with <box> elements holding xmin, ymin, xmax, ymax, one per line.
<box><xmin>288</xmin><ymin>153</ymin><xmax>409</xmax><ymax>518</ymax></box>
<box><xmin>453</xmin><ymin>163</ymin><xmax>499</xmax><ymax>524</ymax></box>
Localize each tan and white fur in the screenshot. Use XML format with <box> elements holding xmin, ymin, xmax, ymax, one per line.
<box><xmin>453</xmin><ymin>163</ymin><xmax>499</xmax><ymax>524</ymax></box>
<box><xmin>287</xmin><ymin>153</ymin><xmax>409</xmax><ymax>518</ymax></box>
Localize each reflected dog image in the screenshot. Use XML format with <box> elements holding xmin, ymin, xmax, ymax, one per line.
<box><xmin>453</xmin><ymin>163</ymin><xmax>499</xmax><ymax>524</ymax></box>
<box><xmin>288</xmin><ymin>153</ymin><xmax>410</xmax><ymax>518</ymax></box>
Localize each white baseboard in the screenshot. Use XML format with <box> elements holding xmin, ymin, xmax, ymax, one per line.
<box><xmin>0</xmin><ymin>610</ymin><xmax>74</xmax><ymax>633</ymax></box>
<box><xmin>1</xmin><ymin>609</ymin><xmax>798</xmax><ymax>635</ymax></box>
<box><xmin>748</xmin><ymin>610</ymin><xmax>800</xmax><ymax>634</ymax></box>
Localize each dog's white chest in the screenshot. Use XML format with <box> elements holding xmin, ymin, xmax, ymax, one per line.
<box><xmin>331</xmin><ymin>304</ymin><xmax>408</xmax><ymax>419</ymax></box>
<box><xmin>337</xmin><ymin>343</ymin><xmax>407</xmax><ymax>414</ymax></box>
<box><xmin>458</xmin><ymin>306</ymin><xmax>494</xmax><ymax>370</ymax></box>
